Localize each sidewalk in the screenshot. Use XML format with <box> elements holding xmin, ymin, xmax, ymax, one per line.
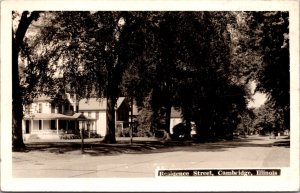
<box><xmin>13</xmin><ymin>135</ymin><xmax>290</xmax><ymax>178</ymax></box>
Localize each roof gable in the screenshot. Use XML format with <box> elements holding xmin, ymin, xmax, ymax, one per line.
<box><xmin>79</xmin><ymin>98</ymin><xmax>106</xmax><ymax>110</ymax></box>
<box><xmin>171</xmin><ymin>108</ymin><xmax>182</xmax><ymax>118</ymax></box>
<box><xmin>79</xmin><ymin>97</ymin><xmax>126</xmax><ymax>111</ymax></box>
<box><xmin>72</xmin><ymin>113</ymin><xmax>95</xmax><ymax>120</ymax></box>
<box><xmin>33</xmin><ymin>94</ymin><xmax>52</xmax><ymax>102</ymax></box>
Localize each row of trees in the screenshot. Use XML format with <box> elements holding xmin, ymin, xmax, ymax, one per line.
<box><xmin>12</xmin><ymin>11</ymin><xmax>289</xmax><ymax>150</ymax></box>
<box><xmin>237</xmin><ymin>100</ymin><xmax>289</xmax><ymax>136</ymax></box>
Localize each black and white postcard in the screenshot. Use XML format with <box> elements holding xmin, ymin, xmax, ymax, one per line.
<box><xmin>1</xmin><ymin>0</ymin><xmax>299</xmax><ymax>191</ymax></box>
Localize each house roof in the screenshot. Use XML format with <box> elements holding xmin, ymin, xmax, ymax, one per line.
<box><xmin>33</xmin><ymin>94</ymin><xmax>52</xmax><ymax>102</ymax></box>
<box><xmin>24</xmin><ymin>113</ymin><xmax>95</xmax><ymax>120</ymax></box>
<box><xmin>79</xmin><ymin>97</ymin><xmax>126</xmax><ymax>111</ymax></box>
<box><xmin>116</xmin><ymin>97</ymin><xmax>126</xmax><ymax>108</ymax></box>
<box><xmin>24</xmin><ymin>113</ymin><xmax>75</xmax><ymax>120</ymax></box>
<box><xmin>72</xmin><ymin>113</ymin><xmax>96</xmax><ymax>120</ymax></box>
<box><xmin>171</xmin><ymin>108</ymin><xmax>182</xmax><ymax>118</ymax></box>
<box><xmin>128</xmin><ymin>106</ymin><xmax>182</xmax><ymax>118</ymax></box>
<box><xmin>32</xmin><ymin>93</ymin><xmax>72</xmax><ymax>104</ymax></box>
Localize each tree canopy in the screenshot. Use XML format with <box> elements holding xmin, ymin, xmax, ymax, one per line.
<box><xmin>13</xmin><ymin>11</ymin><xmax>290</xmax><ymax>149</ymax></box>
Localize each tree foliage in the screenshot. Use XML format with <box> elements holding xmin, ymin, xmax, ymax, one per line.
<box><xmin>12</xmin><ymin>11</ymin><xmax>41</xmax><ymax>150</ymax></box>
<box><xmin>120</xmin><ymin>12</ymin><xmax>251</xmax><ymax>140</ymax></box>
<box><xmin>15</xmin><ymin>11</ymin><xmax>290</xmax><ymax>147</ymax></box>
<box><xmin>252</xmin><ymin>100</ymin><xmax>286</xmax><ymax>135</ymax></box>
<box><xmin>238</xmin><ymin>11</ymin><xmax>290</xmax><ymax>130</ymax></box>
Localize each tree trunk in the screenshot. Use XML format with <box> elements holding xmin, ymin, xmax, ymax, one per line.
<box><xmin>103</xmin><ymin>76</ymin><xmax>117</xmax><ymax>144</ymax></box>
<box><xmin>103</xmin><ymin>96</ymin><xmax>117</xmax><ymax>143</ymax></box>
<box><xmin>12</xmin><ymin>12</ymin><xmax>41</xmax><ymax>151</ymax></box>
<box><xmin>12</xmin><ymin>40</ymin><xmax>26</xmax><ymax>151</ymax></box>
<box><xmin>184</xmin><ymin>117</ymin><xmax>192</xmax><ymax>140</ymax></box>
<box><xmin>196</xmin><ymin>110</ymin><xmax>210</xmax><ymax>142</ymax></box>
<box><xmin>162</xmin><ymin>101</ymin><xmax>172</xmax><ymax>141</ymax></box>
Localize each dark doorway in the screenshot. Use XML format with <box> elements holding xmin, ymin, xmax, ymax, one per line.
<box><xmin>51</xmin><ymin>120</ymin><xmax>56</xmax><ymax>130</ymax></box>
<box><xmin>39</xmin><ymin>120</ymin><xmax>42</xmax><ymax>130</ymax></box>
<box><xmin>25</xmin><ymin>120</ymin><xmax>30</xmax><ymax>134</ymax></box>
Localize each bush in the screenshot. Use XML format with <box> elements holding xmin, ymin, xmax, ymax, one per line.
<box><xmin>153</xmin><ymin>130</ymin><xmax>164</xmax><ymax>138</ymax></box>
<box><xmin>116</xmin><ymin>127</ymin><xmax>123</xmax><ymax>137</ymax></box>
<box><xmin>116</xmin><ymin>127</ymin><xmax>134</xmax><ymax>137</ymax></box>
<box><xmin>136</xmin><ymin>130</ymin><xmax>152</xmax><ymax>137</ymax></box>
<box><xmin>122</xmin><ymin>127</ymin><xmax>131</xmax><ymax>137</ymax></box>
<box><xmin>59</xmin><ymin>134</ymin><xmax>81</xmax><ymax>140</ymax></box>
<box><xmin>60</xmin><ymin>132</ymin><xmax>101</xmax><ymax>139</ymax></box>
<box><xmin>89</xmin><ymin>133</ymin><xmax>101</xmax><ymax>138</ymax></box>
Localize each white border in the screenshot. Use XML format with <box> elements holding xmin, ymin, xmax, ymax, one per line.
<box><xmin>1</xmin><ymin>0</ymin><xmax>299</xmax><ymax>191</ymax></box>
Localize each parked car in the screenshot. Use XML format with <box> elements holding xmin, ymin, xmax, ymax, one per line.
<box><xmin>171</xmin><ymin>121</ymin><xmax>197</xmax><ymax>140</ymax></box>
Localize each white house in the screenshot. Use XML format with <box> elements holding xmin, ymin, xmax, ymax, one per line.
<box><xmin>130</xmin><ymin>105</ymin><xmax>183</xmax><ymax>134</ymax></box>
<box><xmin>23</xmin><ymin>92</ymin><xmax>184</xmax><ymax>139</ymax></box>
<box><xmin>78</xmin><ymin>97</ymin><xmax>130</xmax><ymax>137</ymax></box>
<box><xmin>22</xmin><ymin>93</ymin><xmax>95</xmax><ymax>140</ymax></box>
<box><xmin>22</xmin><ymin>93</ymin><xmax>129</xmax><ymax>140</ymax></box>
<box><xmin>169</xmin><ymin>108</ymin><xmax>183</xmax><ymax>134</ymax></box>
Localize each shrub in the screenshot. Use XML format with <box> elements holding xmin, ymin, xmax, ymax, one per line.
<box><xmin>136</xmin><ymin>129</ymin><xmax>153</xmax><ymax>137</ymax></box>
<box><xmin>59</xmin><ymin>131</ymin><xmax>101</xmax><ymax>139</ymax></box>
<box><xmin>89</xmin><ymin>133</ymin><xmax>101</xmax><ymax>138</ymax></box>
<box><xmin>116</xmin><ymin>127</ymin><xmax>133</xmax><ymax>137</ymax></box>
<box><xmin>59</xmin><ymin>134</ymin><xmax>81</xmax><ymax>140</ymax></box>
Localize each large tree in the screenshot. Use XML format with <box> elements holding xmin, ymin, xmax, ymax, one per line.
<box><xmin>30</xmin><ymin>12</ymin><xmax>149</xmax><ymax>143</ymax></box>
<box><xmin>20</xmin><ymin>11</ymin><xmax>284</xmax><ymax>144</ymax></box>
<box><xmin>233</xmin><ymin>11</ymin><xmax>290</xmax><ymax>130</ymax></box>
<box><xmin>253</xmin><ymin>12</ymin><xmax>289</xmax><ymax>130</ymax></box>
<box><xmin>121</xmin><ymin>12</ymin><xmax>251</xmax><ymax>140</ymax></box>
<box><xmin>12</xmin><ymin>11</ymin><xmax>41</xmax><ymax>150</ymax></box>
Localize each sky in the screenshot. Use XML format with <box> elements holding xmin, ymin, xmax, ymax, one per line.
<box><xmin>247</xmin><ymin>81</ymin><xmax>267</xmax><ymax>108</ymax></box>
<box><xmin>248</xmin><ymin>92</ymin><xmax>267</xmax><ymax>108</ymax></box>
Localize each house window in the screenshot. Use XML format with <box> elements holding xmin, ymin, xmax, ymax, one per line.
<box><xmin>96</xmin><ymin>112</ymin><xmax>99</xmax><ymax>119</ymax></box>
<box><xmin>58</xmin><ymin>105</ymin><xmax>62</xmax><ymax>113</ymax></box>
<box><xmin>39</xmin><ymin>120</ymin><xmax>42</xmax><ymax>130</ymax></box>
<box><xmin>25</xmin><ymin>120</ymin><xmax>30</xmax><ymax>134</ymax></box>
<box><xmin>38</xmin><ymin>103</ymin><xmax>42</xmax><ymax>113</ymax></box>
<box><xmin>51</xmin><ymin>104</ymin><xmax>55</xmax><ymax>113</ymax></box>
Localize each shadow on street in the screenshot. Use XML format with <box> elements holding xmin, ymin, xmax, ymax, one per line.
<box><xmin>21</xmin><ymin>135</ymin><xmax>290</xmax><ymax>156</ymax></box>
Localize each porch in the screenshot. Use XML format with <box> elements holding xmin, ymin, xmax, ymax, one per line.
<box><xmin>23</xmin><ymin>113</ymin><xmax>95</xmax><ymax>140</ymax></box>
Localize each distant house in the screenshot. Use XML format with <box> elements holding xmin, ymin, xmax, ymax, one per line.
<box><xmin>170</xmin><ymin>108</ymin><xmax>183</xmax><ymax>134</ymax></box>
<box><xmin>78</xmin><ymin>97</ymin><xmax>130</xmax><ymax>136</ymax></box>
<box><xmin>131</xmin><ymin>105</ymin><xmax>183</xmax><ymax>134</ymax></box>
<box><xmin>129</xmin><ymin>103</ymin><xmax>139</xmax><ymax>123</ymax></box>
<box><xmin>23</xmin><ymin>93</ymin><xmax>129</xmax><ymax>140</ymax></box>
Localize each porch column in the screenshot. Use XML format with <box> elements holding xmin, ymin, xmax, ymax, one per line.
<box><xmin>31</xmin><ymin>119</ymin><xmax>33</xmax><ymax>132</ymax></box>
<box><xmin>56</xmin><ymin>119</ymin><xmax>59</xmax><ymax>134</ymax></box>
<box><xmin>41</xmin><ymin>120</ymin><xmax>44</xmax><ymax>131</ymax></box>
<box><xmin>95</xmin><ymin>120</ymin><xmax>97</xmax><ymax>134</ymax></box>
<box><xmin>22</xmin><ymin>120</ymin><xmax>25</xmax><ymax>134</ymax></box>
